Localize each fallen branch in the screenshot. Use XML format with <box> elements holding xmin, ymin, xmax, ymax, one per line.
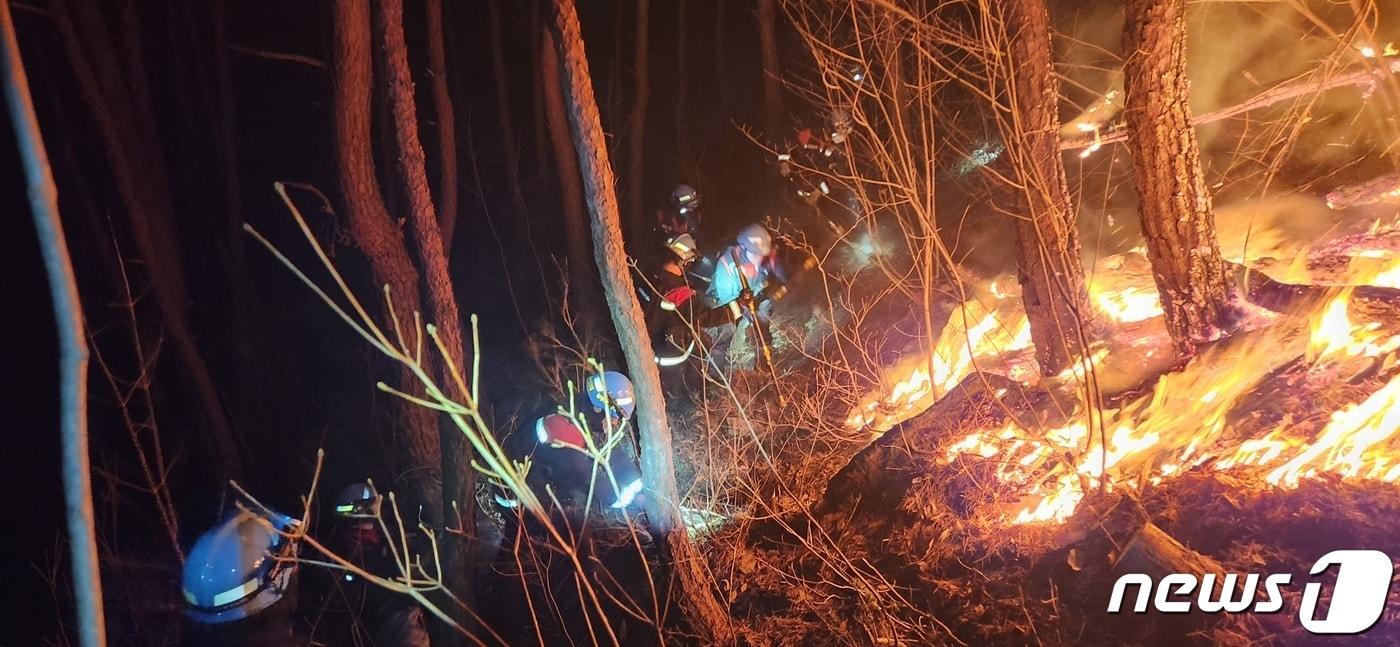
<box><xmin>1061</xmin><ymin>58</ymin><xmax>1400</xmax><ymax>151</ymax></box>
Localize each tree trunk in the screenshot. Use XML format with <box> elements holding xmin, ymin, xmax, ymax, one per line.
<box><xmin>542</xmin><ymin>29</ymin><xmax>603</xmax><ymax>338</ymax></box>
<box><xmin>998</xmin><ymin>0</ymin><xmax>1094</xmax><ymax>375</ymax></box>
<box><xmin>424</xmin><ymin>0</ymin><xmax>459</xmax><ymax>248</ymax></box>
<box><xmin>331</xmin><ymin>0</ymin><xmax>444</xmax><ymax>529</ymax></box>
<box><xmin>756</xmin><ymin>0</ymin><xmax>782</xmax><ymax>139</ymax></box>
<box><xmin>486</xmin><ymin>0</ymin><xmax>526</xmax><ymax>210</ymax></box>
<box><xmin>3</xmin><ymin>2</ymin><xmax>107</xmax><ymax>643</ymax></box>
<box><xmin>626</xmin><ymin>0</ymin><xmax>650</xmax><ymax>226</ymax></box>
<box><xmin>546</xmin><ymin>1</ymin><xmax>734</xmax><ymax>640</ymax></box>
<box><xmin>529</xmin><ymin>0</ymin><xmax>548</xmax><ymax>178</ymax></box>
<box><xmin>1123</xmin><ymin>0</ymin><xmax>1237</xmax><ymax>359</ymax></box>
<box><xmin>374</xmin><ymin>0</ymin><xmax>474</xmax><ymax>638</ymax></box>
<box><xmin>47</xmin><ymin>0</ymin><xmax>242</xmax><ymax>486</ymax></box>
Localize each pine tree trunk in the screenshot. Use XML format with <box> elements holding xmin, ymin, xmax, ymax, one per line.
<box><xmin>998</xmin><ymin>0</ymin><xmax>1093</xmax><ymax>375</ymax></box>
<box><xmin>374</xmin><ymin>0</ymin><xmax>474</xmax><ymax>639</ymax></box>
<box><xmin>424</xmin><ymin>0</ymin><xmax>459</xmax><ymax>248</ymax></box>
<box><xmin>331</xmin><ymin>0</ymin><xmax>444</xmax><ymax>529</ymax></box>
<box><xmin>1123</xmin><ymin>0</ymin><xmax>1237</xmax><ymax>359</ymax></box>
<box><xmin>542</xmin><ymin>29</ymin><xmax>603</xmax><ymax>337</ymax></box>
<box><xmin>529</xmin><ymin>0</ymin><xmax>548</xmax><ymax>178</ymax></box>
<box><xmin>486</xmin><ymin>0</ymin><xmax>526</xmax><ymax>210</ymax></box>
<box><xmin>546</xmin><ymin>1</ymin><xmax>734</xmax><ymax>640</ymax></box>
<box><xmin>626</xmin><ymin>0</ymin><xmax>650</xmax><ymax>226</ymax></box>
<box><xmin>757</xmin><ymin>0</ymin><xmax>782</xmax><ymax>139</ymax></box>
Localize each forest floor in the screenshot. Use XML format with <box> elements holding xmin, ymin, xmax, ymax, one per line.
<box><xmin>666</xmin><ymin>208</ymin><xmax>1400</xmax><ymax>645</ymax></box>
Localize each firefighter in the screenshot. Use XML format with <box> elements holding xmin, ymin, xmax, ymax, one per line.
<box><xmin>656</xmin><ymin>184</ymin><xmax>702</xmax><ymax>237</ymax></box>
<box><xmin>506</xmin><ymin>410</ymin><xmax>645</xmax><ymax>512</ymax></box>
<box><xmin>708</xmin><ymin>224</ymin><xmax>790</xmax><ymax>371</ymax></box>
<box><xmin>324</xmin><ymin>481</ymin><xmax>430</xmax><ymax>647</ymax></box>
<box><xmin>181</xmin><ymin>507</ymin><xmax>303</xmax><ymax>646</ymax></box>
<box><xmin>710</xmin><ymin>224</ymin><xmax>788</xmax><ymax>322</ymax></box>
<box><xmin>641</xmin><ymin>233</ymin><xmax>708</xmax><ymax>366</ymax></box>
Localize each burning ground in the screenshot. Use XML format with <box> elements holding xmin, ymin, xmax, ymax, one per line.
<box><xmin>675</xmin><ymin>213</ymin><xmax>1400</xmax><ymax>645</ymax></box>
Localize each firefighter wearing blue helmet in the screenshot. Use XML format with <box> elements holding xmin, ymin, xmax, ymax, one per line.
<box><xmin>181</xmin><ymin>507</ymin><xmax>301</xmax><ymax>644</ymax></box>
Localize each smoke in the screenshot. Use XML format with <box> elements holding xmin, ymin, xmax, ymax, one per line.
<box><xmin>1052</xmin><ymin>0</ymin><xmax>1400</xmax><ymax>269</ymax></box>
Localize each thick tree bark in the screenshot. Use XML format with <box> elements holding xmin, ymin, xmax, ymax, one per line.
<box><xmin>375</xmin><ymin>0</ymin><xmax>474</xmax><ymax>638</ymax></box>
<box><xmin>625</xmin><ymin>0</ymin><xmax>650</xmax><ymax>225</ymax></box>
<box><xmin>542</xmin><ymin>29</ymin><xmax>603</xmax><ymax>337</ymax></box>
<box><xmin>757</xmin><ymin>0</ymin><xmax>782</xmax><ymax>138</ymax></box>
<box><xmin>47</xmin><ymin>0</ymin><xmax>242</xmax><ymax>485</ymax></box>
<box><xmin>998</xmin><ymin>0</ymin><xmax>1094</xmax><ymax>375</ymax></box>
<box><xmin>3</xmin><ymin>2</ymin><xmax>106</xmax><ymax>643</ymax></box>
<box><xmin>331</xmin><ymin>0</ymin><xmax>444</xmax><ymax>527</ymax></box>
<box><xmin>547</xmin><ymin>1</ymin><xmax>733</xmax><ymax>640</ymax></box>
<box><xmin>1123</xmin><ymin>0</ymin><xmax>1237</xmax><ymax>358</ymax></box>
<box><xmin>424</xmin><ymin>0</ymin><xmax>459</xmax><ymax>247</ymax></box>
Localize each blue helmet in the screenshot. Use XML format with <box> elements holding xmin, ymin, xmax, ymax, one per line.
<box><xmin>736</xmin><ymin>224</ymin><xmax>773</xmax><ymax>257</ymax></box>
<box><xmin>182</xmin><ymin>507</ymin><xmax>300</xmax><ymax>624</ymax></box>
<box><xmin>586</xmin><ymin>371</ymin><xmax>635</xmax><ymax>419</ymax></box>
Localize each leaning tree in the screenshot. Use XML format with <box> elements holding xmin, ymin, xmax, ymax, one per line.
<box><xmin>547</xmin><ymin>0</ymin><xmax>734</xmax><ymax>641</ymax></box>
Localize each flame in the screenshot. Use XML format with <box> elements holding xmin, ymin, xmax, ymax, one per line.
<box><xmin>1307</xmin><ymin>290</ymin><xmax>1400</xmax><ymax>362</ymax></box>
<box><xmin>848</xmin><ymin>239</ymin><xmax>1400</xmax><ymax>525</ymax></box>
<box><xmin>928</xmin><ymin>287</ymin><xmax>1400</xmax><ymax>525</ymax></box>
<box><xmin>1092</xmin><ymin>286</ymin><xmax>1162</xmax><ymax>324</ymax></box>
<box><xmin>845</xmin><ymin>288</ymin><xmax>1033</xmax><ymax>431</ymax></box>
<box><xmin>1088</xmin><ymin>250</ymin><xmax>1166</xmax><ymax>323</ymax></box>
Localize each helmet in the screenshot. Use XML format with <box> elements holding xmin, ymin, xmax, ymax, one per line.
<box><xmin>333</xmin><ymin>481</ymin><xmax>379</xmax><ymax>519</ymax></box>
<box><xmin>182</xmin><ymin>507</ymin><xmax>300</xmax><ymax>624</ymax></box>
<box><xmin>666</xmin><ymin>233</ymin><xmax>697</xmax><ymax>264</ymax></box>
<box><xmin>535</xmin><ymin>413</ymin><xmax>588</xmax><ymax>450</ymax></box>
<box><xmin>829</xmin><ymin>108</ymin><xmax>853</xmax><ymax>144</ymax></box>
<box><xmin>736</xmin><ymin>224</ymin><xmax>773</xmax><ymax>257</ymax></box>
<box><xmin>586</xmin><ymin>371</ymin><xmax>635</xmax><ymax>419</ymax></box>
<box><xmin>671</xmin><ymin>184</ymin><xmax>699</xmax><ymax>212</ymax></box>
<box><xmin>843</xmin><ymin>62</ymin><xmax>866</xmax><ymax>84</ymax></box>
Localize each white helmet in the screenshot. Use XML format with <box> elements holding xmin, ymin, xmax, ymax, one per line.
<box><xmin>736</xmin><ymin>224</ymin><xmax>772</xmax><ymax>257</ymax></box>
<box><xmin>666</xmin><ymin>233</ymin><xmax>698</xmax><ymax>264</ymax></box>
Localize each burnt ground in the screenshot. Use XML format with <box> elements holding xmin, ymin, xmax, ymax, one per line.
<box><xmin>662</xmin><ymin>223</ymin><xmax>1400</xmax><ymax>645</ymax></box>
